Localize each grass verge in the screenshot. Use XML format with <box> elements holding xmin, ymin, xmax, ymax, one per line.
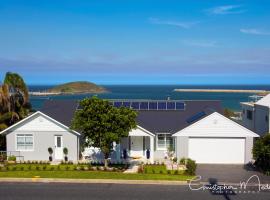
<box><xmin>0</xmin><ymin>171</ymin><xmax>193</xmax><ymax>181</ymax></box>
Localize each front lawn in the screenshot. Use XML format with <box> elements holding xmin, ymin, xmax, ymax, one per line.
<box><xmin>0</xmin><ymin>170</ymin><xmax>193</xmax><ymax>181</ymax></box>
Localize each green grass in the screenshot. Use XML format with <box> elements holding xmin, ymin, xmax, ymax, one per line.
<box><xmin>143</xmin><ymin>165</ymin><xmax>185</xmax><ymax>175</ymax></box>
<box><xmin>0</xmin><ymin>170</ymin><xmax>193</xmax><ymax>181</ymax></box>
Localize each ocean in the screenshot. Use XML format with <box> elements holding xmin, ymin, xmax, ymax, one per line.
<box><xmin>28</xmin><ymin>85</ymin><xmax>270</xmax><ymax>111</ymax></box>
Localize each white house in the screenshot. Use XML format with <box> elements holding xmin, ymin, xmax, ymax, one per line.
<box><xmin>241</xmin><ymin>94</ymin><xmax>270</xmax><ymax>135</ymax></box>
<box><xmin>0</xmin><ymin>99</ymin><xmax>259</xmax><ymax>164</ymax></box>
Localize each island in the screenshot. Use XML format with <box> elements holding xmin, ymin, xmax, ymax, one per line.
<box><xmin>30</xmin><ymin>81</ymin><xmax>108</xmax><ymax>96</ymax></box>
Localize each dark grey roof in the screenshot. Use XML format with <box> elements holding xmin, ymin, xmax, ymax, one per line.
<box><xmin>41</xmin><ymin>99</ymin><xmax>223</xmax><ymax>134</ymax></box>
<box><xmin>41</xmin><ymin>100</ymin><xmax>79</xmax><ymax>127</ymax></box>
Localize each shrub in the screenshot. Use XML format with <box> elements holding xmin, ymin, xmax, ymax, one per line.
<box><xmin>174</xmin><ymin>170</ymin><xmax>179</xmax><ymax>175</ymax></box>
<box><xmin>144</xmin><ymin>168</ymin><xmax>148</xmax><ymax>174</ymax></box>
<box><xmin>179</xmin><ymin>158</ymin><xmax>186</xmax><ymax>165</ymax></box>
<box><xmin>65</xmin><ymin>166</ymin><xmax>70</xmax><ymax>170</ymax></box>
<box><xmin>173</xmin><ymin>157</ymin><xmax>177</xmax><ymax>163</ymax></box>
<box><xmin>159</xmin><ymin>170</ymin><xmax>163</xmax><ymax>174</ymax></box>
<box><xmin>43</xmin><ymin>166</ymin><xmax>47</xmax><ymax>170</ymax></box>
<box><xmin>12</xmin><ymin>166</ymin><xmax>17</xmax><ymax>171</ymax></box>
<box><xmin>8</xmin><ymin>156</ymin><xmax>16</xmax><ymax>161</ymax></box>
<box><xmin>253</xmin><ymin>134</ymin><xmax>270</xmax><ymax>172</ymax></box>
<box><xmin>152</xmin><ymin>169</ymin><xmax>155</xmax><ymax>174</ymax></box>
<box><xmin>6</xmin><ymin>166</ymin><xmax>9</xmax><ymax>171</ymax></box>
<box><xmin>36</xmin><ymin>166</ymin><xmax>40</xmax><ymax>170</ymax></box>
<box><xmin>28</xmin><ymin>166</ymin><xmax>32</xmax><ymax>170</ymax></box>
<box><xmin>186</xmin><ymin>159</ymin><xmax>197</xmax><ymax>175</ymax></box>
<box><xmin>167</xmin><ymin>170</ymin><xmax>171</xmax><ymax>174</ymax></box>
<box><xmin>50</xmin><ymin>167</ymin><xmax>54</xmax><ymax>171</ymax></box>
<box><xmin>20</xmin><ymin>166</ymin><xmax>24</xmax><ymax>171</ymax></box>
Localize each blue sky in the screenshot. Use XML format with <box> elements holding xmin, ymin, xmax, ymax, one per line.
<box><xmin>0</xmin><ymin>0</ymin><xmax>270</xmax><ymax>85</ymax></box>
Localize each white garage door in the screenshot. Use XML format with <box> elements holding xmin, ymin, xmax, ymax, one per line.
<box><xmin>188</xmin><ymin>138</ymin><xmax>245</xmax><ymax>164</ymax></box>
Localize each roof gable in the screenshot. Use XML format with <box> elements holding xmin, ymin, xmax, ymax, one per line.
<box><xmin>255</xmin><ymin>94</ymin><xmax>270</xmax><ymax>107</ymax></box>
<box><xmin>0</xmin><ymin>111</ymin><xmax>80</xmax><ymax>136</ymax></box>
<box><xmin>173</xmin><ymin>112</ymin><xmax>259</xmax><ymax>138</ymax></box>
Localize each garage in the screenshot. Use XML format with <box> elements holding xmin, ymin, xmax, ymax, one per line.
<box><xmin>188</xmin><ymin>137</ymin><xmax>245</xmax><ymax>164</ymax></box>
<box><xmin>173</xmin><ymin>112</ymin><xmax>259</xmax><ymax>164</ymax></box>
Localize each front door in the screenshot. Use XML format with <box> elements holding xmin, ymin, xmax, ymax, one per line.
<box><xmin>54</xmin><ymin>135</ymin><xmax>63</xmax><ymax>160</ymax></box>
<box><xmin>130</xmin><ymin>137</ymin><xmax>143</xmax><ymax>158</ymax></box>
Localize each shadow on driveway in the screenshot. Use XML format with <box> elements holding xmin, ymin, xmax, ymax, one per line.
<box><xmin>196</xmin><ymin>164</ymin><xmax>270</xmax><ymax>184</ymax></box>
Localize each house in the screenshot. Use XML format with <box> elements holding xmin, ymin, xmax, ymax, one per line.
<box><xmin>241</xmin><ymin>94</ymin><xmax>270</xmax><ymax>135</ymax></box>
<box><xmin>0</xmin><ymin>99</ymin><xmax>259</xmax><ymax>164</ymax></box>
<box><xmin>0</xmin><ymin>111</ymin><xmax>80</xmax><ymax>162</ymax></box>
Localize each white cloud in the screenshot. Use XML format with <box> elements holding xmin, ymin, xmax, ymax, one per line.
<box><xmin>148</xmin><ymin>17</ymin><xmax>198</xmax><ymax>29</ymax></box>
<box><xmin>206</xmin><ymin>5</ymin><xmax>246</xmax><ymax>15</ymax></box>
<box><xmin>240</xmin><ymin>28</ymin><xmax>270</xmax><ymax>35</ymax></box>
<box><xmin>181</xmin><ymin>39</ymin><xmax>218</xmax><ymax>47</ymax></box>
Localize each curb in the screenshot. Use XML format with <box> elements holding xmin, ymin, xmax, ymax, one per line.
<box><xmin>0</xmin><ymin>178</ymin><xmax>188</xmax><ymax>185</ymax></box>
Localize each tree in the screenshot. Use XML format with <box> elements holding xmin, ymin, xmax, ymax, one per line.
<box><xmin>0</xmin><ymin>72</ymin><xmax>31</xmax><ymax>150</ymax></box>
<box><xmin>253</xmin><ymin>134</ymin><xmax>270</xmax><ymax>172</ymax></box>
<box><xmin>71</xmin><ymin>97</ymin><xmax>137</xmax><ymax>167</ymax></box>
<box><xmin>224</xmin><ymin>108</ymin><xmax>236</xmax><ymax>118</ymax></box>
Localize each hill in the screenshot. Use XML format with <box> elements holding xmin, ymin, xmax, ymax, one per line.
<box><xmin>47</xmin><ymin>81</ymin><xmax>108</xmax><ymax>94</ymax></box>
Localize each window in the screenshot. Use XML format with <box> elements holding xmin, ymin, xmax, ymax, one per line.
<box><xmin>246</xmin><ymin>110</ymin><xmax>253</xmax><ymax>120</ymax></box>
<box><xmin>157</xmin><ymin>134</ymin><xmax>173</xmax><ymax>150</ymax></box>
<box><xmin>16</xmin><ymin>134</ymin><xmax>33</xmax><ymax>151</ymax></box>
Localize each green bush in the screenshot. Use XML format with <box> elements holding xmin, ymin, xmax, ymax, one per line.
<box><xmin>28</xmin><ymin>165</ymin><xmax>32</xmax><ymax>170</ymax></box>
<box><xmin>20</xmin><ymin>166</ymin><xmax>24</xmax><ymax>171</ymax></box>
<box><xmin>144</xmin><ymin>168</ymin><xmax>148</xmax><ymax>174</ymax></box>
<box><xmin>152</xmin><ymin>169</ymin><xmax>155</xmax><ymax>174</ymax></box>
<box><xmin>43</xmin><ymin>165</ymin><xmax>47</xmax><ymax>170</ymax></box>
<box><xmin>167</xmin><ymin>170</ymin><xmax>171</xmax><ymax>174</ymax></box>
<box><xmin>50</xmin><ymin>167</ymin><xmax>54</xmax><ymax>171</ymax></box>
<box><xmin>186</xmin><ymin>159</ymin><xmax>197</xmax><ymax>175</ymax></box>
<box><xmin>159</xmin><ymin>170</ymin><xmax>163</xmax><ymax>174</ymax></box>
<box><xmin>36</xmin><ymin>166</ymin><xmax>40</xmax><ymax>170</ymax></box>
<box><xmin>253</xmin><ymin>134</ymin><xmax>270</xmax><ymax>172</ymax></box>
<box><xmin>174</xmin><ymin>170</ymin><xmax>179</xmax><ymax>175</ymax></box>
<box><xmin>12</xmin><ymin>166</ymin><xmax>17</xmax><ymax>171</ymax></box>
<box><xmin>6</xmin><ymin>166</ymin><xmax>9</xmax><ymax>171</ymax></box>
<box><xmin>179</xmin><ymin>158</ymin><xmax>186</xmax><ymax>165</ymax></box>
<box><xmin>8</xmin><ymin>156</ymin><xmax>16</xmax><ymax>161</ymax></box>
<box><xmin>65</xmin><ymin>166</ymin><xmax>70</xmax><ymax>170</ymax></box>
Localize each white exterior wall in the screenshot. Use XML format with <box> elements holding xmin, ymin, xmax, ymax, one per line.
<box><xmin>5</xmin><ymin>114</ymin><xmax>79</xmax><ymax>162</ymax></box>
<box><xmin>254</xmin><ymin>105</ymin><xmax>269</xmax><ymax>136</ymax></box>
<box><xmin>241</xmin><ymin>103</ymin><xmax>255</xmax><ymax>131</ymax></box>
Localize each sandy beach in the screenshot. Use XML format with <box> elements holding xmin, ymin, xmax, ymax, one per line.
<box><xmin>173</xmin><ymin>89</ymin><xmax>270</xmax><ymax>94</ymax></box>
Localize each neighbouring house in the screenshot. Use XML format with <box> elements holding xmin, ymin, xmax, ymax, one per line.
<box><xmin>0</xmin><ymin>99</ymin><xmax>259</xmax><ymax>164</ymax></box>
<box><xmin>0</xmin><ymin>111</ymin><xmax>80</xmax><ymax>162</ymax></box>
<box><xmin>241</xmin><ymin>94</ymin><xmax>270</xmax><ymax>135</ymax></box>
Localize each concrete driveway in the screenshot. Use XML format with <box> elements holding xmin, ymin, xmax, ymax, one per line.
<box><xmin>196</xmin><ymin>164</ymin><xmax>270</xmax><ymax>184</ymax></box>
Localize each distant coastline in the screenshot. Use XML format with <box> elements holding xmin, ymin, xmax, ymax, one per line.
<box><xmin>173</xmin><ymin>89</ymin><xmax>269</xmax><ymax>94</ymax></box>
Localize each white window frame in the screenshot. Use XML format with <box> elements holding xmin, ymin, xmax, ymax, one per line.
<box><xmin>156</xmin><ymin>133</ymin><xmax>173</xmax><ymax>150</ymax></box>
<box><xmin>15</xmin><ymin>134</ymin><xmax>34</xmax><ymax>151</ymax></box>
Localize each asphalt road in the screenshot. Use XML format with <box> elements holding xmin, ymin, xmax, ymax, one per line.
<box><xmin>0</xmin><ymin>182</ymin><xmax>269</xmax><ymax>200</ymax></box>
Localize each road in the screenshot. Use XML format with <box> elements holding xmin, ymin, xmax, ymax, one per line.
<box><xmin>0</xmin><ymin>182</ymin><xmax>269</xmax><ymax>200</ymax></box>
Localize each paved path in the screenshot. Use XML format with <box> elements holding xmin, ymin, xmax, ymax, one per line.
<box><xmin>0</xmin><ymin>182</ymin><xmax>269</xmax><ymax>200</ymax></box>
<box><xmin>196</xmin><ymin>164</ymin><xmax>270</xmax><ymax>184</ymax></box>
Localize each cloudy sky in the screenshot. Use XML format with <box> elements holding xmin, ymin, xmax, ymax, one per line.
<box><xmin>0</xmin><ymin>0</ymin><xmax>270</xmax><ymax>85</ymax></box>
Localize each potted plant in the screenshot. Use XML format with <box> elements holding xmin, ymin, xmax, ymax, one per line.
<box><xmin>63</xmin><ymin>147</ymin><xmax>68</xmax><ymax>162</ymax></box>
<box><xmin>48</xmin><ymin>147</ymin><xmax>53</xmax><ymax>161</ymax></box>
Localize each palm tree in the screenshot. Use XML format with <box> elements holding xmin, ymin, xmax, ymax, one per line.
<box><xmin>0</xmin><ymin>72</ymin><xmax>31</xmax><ymax>131</ymax></box>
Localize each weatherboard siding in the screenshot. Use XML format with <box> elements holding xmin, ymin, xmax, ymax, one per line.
<box><xmin>5</xmin><ymin>114</ymin><xmax>79</xmax><ymax>162</ymax></box>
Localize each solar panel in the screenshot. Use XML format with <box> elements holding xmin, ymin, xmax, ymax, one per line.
<box><xmin>158</xmin><ymin>102</ymin><xmax>167</xmax><ymax>110</ymax></box>
<box><xmin>110</xmin><ymin>100</ymin><xmax>185</xmax><ymax>111</ymax></box>
<box><xmin>186</xmin><ymin>111</ymin><xmax>206</xmax><ymax>124</ymax></box>
<box><xmin>131</xmin><ymin>102</ymin><xmax>140</xmax><ymax>109</ymax></box>
<box><xmin>114</xmin><ymin>101</ymin><xmax>122</xmax><ymax>108</ymax></box>
<box><xmin>176</xmin><ymin>102</ymin><xmax>185</xmax><ymax>110</ymax></box>
<box><xmin>123</xmin><ymin>102</ymin><xmax>131</xmax><ymax>108</ymax></box>
<box><xmin>149</xmin><ymin>102</ymin><xmax>158</xmax><ymax>110</ymax></box>
<box><xmin>140</xmin><ymin>102</ymin><xmax>149</xmax><ymax>110</ymax></box>
<box><xmin>167</xmin><ymin>102</ymin><xmax>176</xmax><ymax>110</ymax></box>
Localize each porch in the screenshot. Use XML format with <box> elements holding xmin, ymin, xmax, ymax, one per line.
<box><xmin>120</xmin><ymin>127</ymin><xmax>155</xmax><ymax>163</ymax></box>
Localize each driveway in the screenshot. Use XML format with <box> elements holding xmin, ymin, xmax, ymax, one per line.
<box><xmin>196</xmin><ymin>164</ymin><xmax>270</xmax><ymax>184</ymax></box>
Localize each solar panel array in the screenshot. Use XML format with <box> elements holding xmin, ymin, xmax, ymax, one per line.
<box><xmin>110</xmin><ymin>100</ymin><xmax>185</xmax><ymax>111</ymax></box>
<box><xmin>186</xmin><ymin>111</ymin><xmax>206</xmax><ymax>123</ymax></box>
